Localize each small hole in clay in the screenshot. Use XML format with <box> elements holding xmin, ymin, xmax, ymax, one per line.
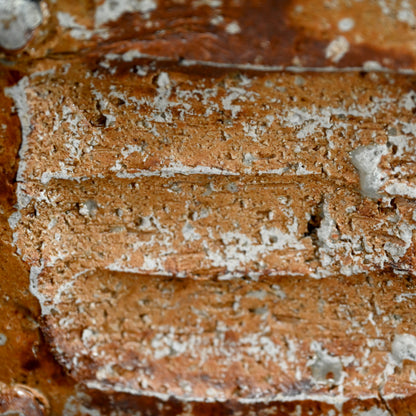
<box><xmin>326</xmin><ymin>371</ymin><xmax>334</xmax><ymax>380</ymax></box>
<box><xmin>269</xmin><ymin>235</ymin><xmax>278</xmax><ymax>244</ymax></box>
<box><xmin>304</xmin><ymin>213</ymin><xmax>322</xmax><ymax>238</ymax></box>
<box><xmin>91</xmin><ymin>114</ymin><xmax>107</xmax><ymax>127</ymax></box>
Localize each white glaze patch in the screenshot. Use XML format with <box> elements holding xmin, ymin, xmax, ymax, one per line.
<box><xmin>350</xmin><ymin>144</ymin><xmax>388</xmax><ymax>199</ymax></box>
<box><xmin>338</xmin><ymin>17</ymin><xmax>355</xmax><ymax>32</ymax></box>
<box><xmin>95</xmin><ymin>0</ymin><xmax>157</xmax><ymax>26</ymax></box>
<box><xmin>0</xmin><ymin>0</ymin><xmax>42</xmax><ymax>50</ymax></box>
<box><xmin>225</xmin><ymin>21</ymin><xmax>241</xmax><ymax>35</ymax></box>
<box><xmin>325</xmin><ymin>36</ymin><xmax>349</xmax><ymax>63</ymax></box>
<box><xmin>391</xmin><ymin>333</ymin><xmax>416</xmax><ymax>364</ymax></box>
<box><xmin>353</xmin><ymin>407</ymin><xmax>390</xmax><ymax>416</ymax></box>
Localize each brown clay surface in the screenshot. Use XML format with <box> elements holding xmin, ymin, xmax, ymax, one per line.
<box><xmin>45</xmin><ymin>270</ymin><xmax>416</xmax><ymax>402</ymax></box>
<box><xmin>1</xmin><ymin>1</ymin><xmax>416</xmax><ymax>415</ymax></box>
<box><xmin>12</xmin><ymin>61</ymin><xmax>416</xmax><ymax>279</ymax></box>
<box><xmin>3</xmin><ymin>55</ymin><xmax>416</xmax><ymax>413</ymax></box>
<box><xmin>3</xmin><ymin>0</ymin><xmax>416</xmax><ymax>70</ymax></box>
